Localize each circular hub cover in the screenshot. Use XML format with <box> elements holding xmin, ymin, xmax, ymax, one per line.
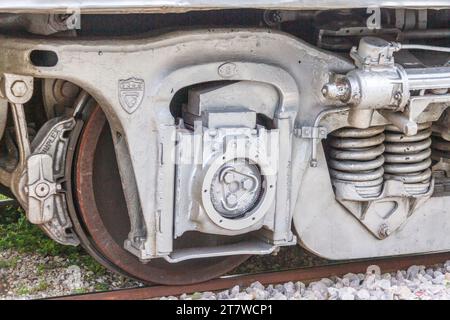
<box><xmin>210</xmin><ymin>159</ymin><xmax>262</xmax><ymax>218</ymax></box>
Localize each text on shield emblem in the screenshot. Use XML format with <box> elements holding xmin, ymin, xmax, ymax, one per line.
<box><xmin>118</xmin><ymin>77</ymin><xmax>145</xmax><ymax>114</ymax></box>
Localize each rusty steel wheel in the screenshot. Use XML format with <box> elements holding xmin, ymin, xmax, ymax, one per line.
<box><xmin>70</xmin><ymin>105</ymin><xmax>250</xmax><ymax>285</ymax></box>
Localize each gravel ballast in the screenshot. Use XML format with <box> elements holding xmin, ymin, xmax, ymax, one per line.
<box><xmin>2</xmin><ymin>246</ymin><xmax>450</xmax><ymax>299</ymax></box>
<box><xmin>0</xmin><ymin>249</ymin><xmax>143</xmax><ymax>299</ymax></box>
<box><xmin>161</xmin><ymin>261</ymin><xmax>450</xmax><ymax>300</ymax></box>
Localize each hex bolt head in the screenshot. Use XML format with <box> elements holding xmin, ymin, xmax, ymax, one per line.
<box><xmin>226</xmin><ymin>194</ymin><xmax>238</xmax><ymax>205</ymax></box>
<box><xmin>11</xmin><ymin>80</ymin><xmax>28</xmax><ymax>98</ymax></box>
<box><xmin>242</xmin><ymin>179</ymin><xmax>254</xmax><ymax>191</ymax></box>
<box><xmin>223</xmin><ymin>172</ymin><xmax>235</xmax><ymax>184</ymax></box>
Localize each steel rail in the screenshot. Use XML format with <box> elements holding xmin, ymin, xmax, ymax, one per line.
<box><xmin>51</xmin><ymin>252</ymin><xmax>450</xmax><ymax>300</ymax></box>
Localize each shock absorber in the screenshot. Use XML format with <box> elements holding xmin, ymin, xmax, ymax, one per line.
<box><xmin>383</xmin><ymin>122</ymin><xmax>432</xmax><ymax>195</ymax></box>
<box><xmin>327</xmin><ymin>126</ymin><xmax>385</xmax><ymax>198</ymax></box>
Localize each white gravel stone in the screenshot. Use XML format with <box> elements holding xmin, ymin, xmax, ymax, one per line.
<box><xmin>162</xmin><ymin>260</ymin><xmax>450</xmax><ymax>300</ymax></box>
<box><xmin>356</xmin><ymin>289</ymin><xmax>370</xmax><ymax>300</ymax></box>
<box><xmin>0</xmin><ymin>249</ymin><xmax>141</xmax><ymax>299</ymax></box>
<box><xmin>407</xmin><ymin>265</ymin><xmax>420</xmax><ymax>279</ymax></box>
<box><xmin>377</xmin><ymin>279</ymin><xmax>391</xmax><ymax>290</ymax></box>
<box><xmin>327</xmin><ymin>287</ymin><xmax>339</xmax><ymax>300</ymax></box>
<box><xmin>270</xmin><ymin>292</ymin><xmax>287</xmax><ymax>300</ymax></box>
<box><xmin>234</xmin><ymin>292</ymin><xmax>253</xmax><ymax>300</ymax></box>
<box><xmin>320</xmin><ymin>278</ymin><xmax>334</xmax><ymax>287</ymax></box>
<box><xmin>230</xmin><ymin>285</ymin><xmax>240</xmax><ymax>296</ymax></box>
<box><xmin>444</xmin><ymin>261</ymin><xmax>450</xmax><ymax>272</ymax></box>
<box><xmin>3</xmin><ymin>248</ymin><xmax>450</xmax><ymax>300</ymax></box>
<box><xmin>310</xmin><ymin>281</ymin><xmax>328</xmax><ymax>299</ymax></box>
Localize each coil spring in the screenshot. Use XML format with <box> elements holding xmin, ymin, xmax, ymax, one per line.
<box><xmin>327</xmin><ymin>126</ymin><xmax>385</xmax><ymax>197</ymax></box>
<box><xmin>383</xmin><ymin>122</ymin><xmax>432</xmax><ymax>192</ymax></box>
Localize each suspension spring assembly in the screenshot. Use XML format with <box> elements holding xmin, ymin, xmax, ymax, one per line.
<box><xmin>327</xmin><ymin>126</ymin><xmax>385</xmax><ymax>197</ymax></box>
<box><xmin>384</xmin><ymin>122</ymin><xmax>432</xmax><ymax>194</ymax></box>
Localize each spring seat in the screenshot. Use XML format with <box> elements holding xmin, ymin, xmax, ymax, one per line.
<box><xmin>327</xmin><ymin>126</ymin><xmax>385</xmax><ymax>197</ymax></box>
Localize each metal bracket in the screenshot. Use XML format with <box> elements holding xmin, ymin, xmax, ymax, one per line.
<box><xmin>26</xmin><ymin>117</ymin><xmax>79</xmax><ymax>245</ymax></box>
<box><xmin>26</xmin><ymin>154</ymin><xmax>59</xmax><ymax>224</ymax></box>
<box><xmin>0</xmin><ymin>74</ymin><xmax>34</xmax><ymax>105</ymax></box>
<box><xmin>164</xmin><ymin>238</ymin><xmax>281</xmax><ymax>263</ymax></box>
<box><xmin>294</xmin><ymin>126</ymin><xmax>327</xmax><ymax>139</ymax></box>
<box><xmin>0</xmin><ymin>74</ymin><xmax>33</xmax><ymax>207</ymax></box>
<box><xmin>294</xmin><ymin>126</ymin><xmax>328</xmax><ymax>167</ymax></box>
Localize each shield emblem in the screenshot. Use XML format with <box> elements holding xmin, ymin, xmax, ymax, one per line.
<box><xmin>118</xmin><ymin>78</ymin><xmax>145</xmax><ymax>114</ymax></box>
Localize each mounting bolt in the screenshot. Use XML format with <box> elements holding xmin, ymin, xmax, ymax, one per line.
<box><xmin>242</xmin><ymin>179</ymin><xmax>254</xmax><ymax>191</ymax></box>
<box><xmin>394</xmin><ymin>91</ymin><xmax>402</xmax><ymax>101</ymax></box>
<box><xmin>226</xmin><ymin>194</ymin><xmax>238</xmax><ymax>206</ymax></box>
<box><xmin>378</xmin><ymin>224</ymin><xmax>391</xmax><ymax>239</ymax></box>
<box><xmin>223</xmin><ymin>172</ymin><xmax>235</xmax><ymax>184</ymax></box>
<box><xmin>11</xmin><ymin>80</ymin><xmax>28</xmax><ymax>98</ymax></box>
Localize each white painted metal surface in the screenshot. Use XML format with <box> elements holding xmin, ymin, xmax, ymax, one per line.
<box><xmin>0</xmin><ymin>0</ymin><xmax>448</xmax><ymax>13</ymax></box>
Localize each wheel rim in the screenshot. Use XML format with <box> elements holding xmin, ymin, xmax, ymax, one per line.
<box><xmin>72</xmin><ymin>105</ymin><xmax>250</xmax><ymax>285</ymax></box>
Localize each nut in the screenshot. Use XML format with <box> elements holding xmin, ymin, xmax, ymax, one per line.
<box><xmin>242</xmin><ymin>179</ymin><xmax>254</xmax><ymax>191</ymax></box>
<box><xmin>11</xmin><ymin>80</ymin><xmax>28</xmax><ymax>98</ymax></box>
<box><xmin>226</xmin><ymin>194</ymin><xmax>238</xmax><ymax>206</ymax></box>
<box><xmin>223</xmin><ymin>173</ymin><xmax>235</xmax><ymax>184</ymax></box>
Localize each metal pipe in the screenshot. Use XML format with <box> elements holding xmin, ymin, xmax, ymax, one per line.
<box><xmin>399</xmin><ymin>29</ymin><xmax>450</xmax><ymax>40</ymax></box>
<box><xmin>398</xmin><ymin>43</ymin><xmax>450</xmax><ymax>53</ymax></box>
<box><xmin>405</xmin><ymin>67</ymin><xmax>450</xmax><ymax>91</ymax></box>
<box><xmin>310</xmin><ymin>106</ymin><xmax>350</xmax><ymax>167</ymax></box>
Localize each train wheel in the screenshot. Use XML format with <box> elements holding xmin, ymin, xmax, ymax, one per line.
<box><xmin>69</xmin><ymin>104</ymin><xmax>250</xmax><ymax>285</ymax></box>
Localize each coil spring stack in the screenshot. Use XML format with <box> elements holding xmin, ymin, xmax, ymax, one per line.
<box><xmin>327</xmin><ymin>126</ymin><xmax>385</xmax><ymax>198</ymax></box>
<box><xmin>384</xmin><ymin>122</ymin><xmax>433</xmax><ymax>195</ymax></box>
<box><xmin>327</xmin><ymin>122</ymin><xmax>434</xmax><ymax>197</ymax></box>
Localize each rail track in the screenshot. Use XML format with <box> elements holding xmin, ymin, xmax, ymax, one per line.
<box><xmin>51</xmin><ymin>252</ymin><xmax>450</xmax><ymax>300</ymax></box>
